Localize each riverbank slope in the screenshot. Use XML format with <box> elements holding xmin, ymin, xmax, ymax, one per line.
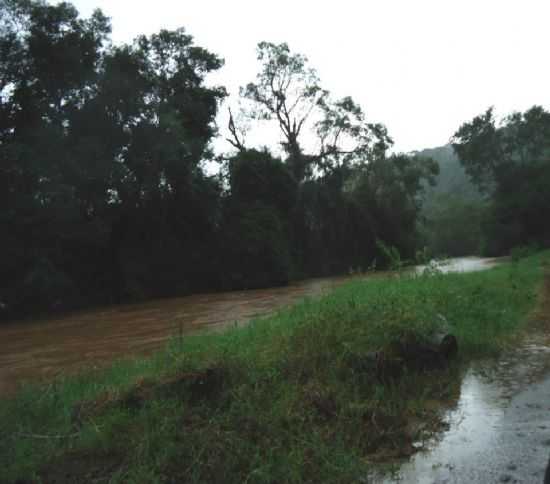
<box><xmin>1</xmin><ymin>252</ymin><xmax>548</xmax><ymax>483</ymax></box>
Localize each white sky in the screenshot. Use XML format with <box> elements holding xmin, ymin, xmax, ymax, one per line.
<box><xmin>66</xmin><ymin>0</ymin><xmax>550</xmax><ymax>153</ymax></box>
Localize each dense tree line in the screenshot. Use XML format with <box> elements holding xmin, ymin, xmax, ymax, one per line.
<box><xmin>452</xmin><ymin>106</ymin><xmax>550</xmax><ymax>255</ymax></box>
<box><xmin>0</xmin><ymin>0</ymin><xmax>440</xmax><ymax>320</ymax></box>
<box><xmin>417</xmin><ymin>107</ymin><xmax>550</xmax><ymax>259</ymax></box>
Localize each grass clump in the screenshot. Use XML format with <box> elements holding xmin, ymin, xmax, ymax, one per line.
<box><xmin>0</xmin><ymin>252</ymin><xmax>547</xmax><ymax>483</ymax></box>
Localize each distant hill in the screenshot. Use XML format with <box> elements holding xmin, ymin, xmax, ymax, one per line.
<box><xmin>412</xmin><ymin>145</ymin><xmax>483</xmax><ymax>208</ymax></box>
<box><xmin>413</xmin><ymin>145</ymin><xmax>487</xmax><ymax>257</ymax></box>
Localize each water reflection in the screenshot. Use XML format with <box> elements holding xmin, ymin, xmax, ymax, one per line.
<box><xmin>373</xmin><ymin>333</ymin><xmax>550</xmax><ymax>484</ymax></box>
<box><xmin>415</xmin><ymin>256</ymin><xmax>502</xmax><ymax>275</ymax></box>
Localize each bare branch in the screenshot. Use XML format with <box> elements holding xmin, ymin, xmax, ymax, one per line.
<box><xmin>226</xmin><ymin>107</ymin><xmax>246</xmax><ymax>152</ymax></box>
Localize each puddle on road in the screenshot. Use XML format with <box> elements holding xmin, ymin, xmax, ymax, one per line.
<box><xmin>371</xmin><ymin>332</ymin><xmax>550</xmax><ymax>484</ymax></box>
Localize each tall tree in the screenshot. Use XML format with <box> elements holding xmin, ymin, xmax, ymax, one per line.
<box><xmin>0</xmin><ymin>1</ymin><xmax>227</xmax><ymax>317</ymax></box>
<box><xmin>236</xmin><ymin>41</ymin><xmax>438</xmax><ymax>273</ymax></box>
<box><xmin>0</xmin><ymin>0</ymin><xmax>112</xmax><ymax>314</ymax></box>
<box><xmin>452</xmin><ymin>106</ymin><xmax>550</xmax><ymax>253</ymax></box>
<box><xmin>240</xmin><ymin>42</ymin><xmax>327</xmax><ymax>181</ymax></box>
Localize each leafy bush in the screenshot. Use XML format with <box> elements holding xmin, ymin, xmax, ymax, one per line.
<box><xmin>510</xmin><ymin>244</ymin><xmax>539</xmax><ymax>262</ymax></box>
<box><xmin>376</xmin><ymin>239</ymin><xmax>403</xmax><ymax>270</ymax></box>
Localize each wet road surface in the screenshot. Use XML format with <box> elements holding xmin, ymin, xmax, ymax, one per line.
<box><xmin>372</xmin><ymin>265</ymin><xmax>550</xmax><ymax>484</ymax></box>
<box><xmin>373</xmin><ymin>337</ymin><xmax>550</xmax><ymax>483</ymax></box>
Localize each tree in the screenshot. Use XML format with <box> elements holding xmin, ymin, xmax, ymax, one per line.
<box><xmin>235</xmin><ymin>41</ymin><xmax>438</xmax><ymax>274</ymax></box>
<box><xmin>452</xmin><ymin>106</ymin><xmax>550</xmax><ymax>253</ymax></box>
<box><xmin>222</xmin><ymin>149</ymin><xmax>295</xmax><ymax>288</ymax></box>
<box><xmin>1</xmin><ymin>4</ymin><xmax>443</xmax><ymax>320</ymax></box>
<box><xmin>239</xmin><ymin>42</ymin><xmax>393</xmax><ymax>182</ymax></box>
<box><xmin>315</xmin><ymin>95</ymin><xmax>392</xmax><ymax>173</ymax></box>
<box><xmin>348</xmin><ymin>154</ymin><xmax>439</xmax><ymax>260</ymax></box>
<box><xmin>0</xmin><ymin>0</ymin><xmax>227</xmax><ymax>317</ymax></box>
<box><xmin>97</xmin><ymin>28</ymin><xmax>227</xmax><ymax>299</ymax></box>
<box><xmin>0</xmin><ymin>0</ymin><xmax>112</xmax><ymax>315</ymax></box>
<box><xmin>240</xmin><ymin>42</ymin><xmax>327</xmax><ymax>181</ymax></box>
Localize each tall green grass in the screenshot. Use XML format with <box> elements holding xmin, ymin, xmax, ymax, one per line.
<box><xmin>0</xmin><ymin>252</ymin><xmax>547</xmax><ymax>483</ymax></box>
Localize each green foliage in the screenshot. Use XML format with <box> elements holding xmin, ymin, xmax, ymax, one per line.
<box><xmin>423</xmin><ymin>193</ymin><xmax>488</xmax><ymax>256</ymax></box>
<box><xmin>223</xmin><ymin>202</ymin><xmax>292</xmax><ymax>288</ymax></box>
<box><xmin>0</xmin><ymin>3</ymin><xmax>450</xmax><ymax>319</ymax></box>
<box><xmin>222</xmin><ymin>150</ymin><xmax>295</xmax><ymax>288</ymax></box>
<box><xmin>414</xmin><ymin>246</ymin><xmax>432</xmax><ymax>265</ymax></box>
<box><xmin>452</xmin><ymin>106</ymin><xmax>550</xmax><ymax>254</ymax></box>
<box><xmin>0</xmin><ymin>0</ymin><xmax>226</xmax><ymax>317</ymax></box>
<box><xmin>228</xmin><ymin>148</ymin><xmax>297</xmax><ymax>215</ymax></box>
<box><xmin>0</xmin><ymin>253</ymin><xmax>546</xmax><ymax>483</ymax></box>
<box><xmin>240</xmin><ymin>41</ymin><xmax>327</xmax><ymax>181</ymax></box>
<box><xmin>375</xmin><ymin>239</ymin><xmax>403</xmax><ymax>270</ymax></box>
<box><xmin>418</xmin><ymin>145</ymin><xmax>487</xmax><ymax>257</ymax></box>
<box><xmin>19</xmin><ymin>258</ymin><xmax>75</xmax><ymax>310</ymax></box>
<box><xmin>451</xmin><ymin>107</ymin><xmax>502</xmax><ymax>192</ymax></box>
<box><xmin>235</xmin><ymin>41</ymin><xmax>436</xmax><ymax>277</ymax></box>
<box><xmin>510</xmin><ymin>244</ymin><xmax>539</xmax><ymax>262</ymax></box>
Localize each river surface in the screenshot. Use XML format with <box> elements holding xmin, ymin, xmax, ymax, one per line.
<box><xmin>0</xmin><ymin>257</ymin><xmax>498</xmax><ymax>397</ymax></box>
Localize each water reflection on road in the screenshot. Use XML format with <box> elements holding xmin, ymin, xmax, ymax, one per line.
<box><xmin>371</xmin><ymin>278</ymin><xmax>550</xmax><ymax>484</ymax></box>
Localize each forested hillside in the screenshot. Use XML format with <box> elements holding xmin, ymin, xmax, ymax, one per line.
<box><xmin>417</xmin><ymin>145</ymin><xmax>481</xmax><ymax>201</ymax></box>
<box><xmin>419</xmin><ymin>104</ymin><xmax>550</xmax><ymax>258</ymax></box>
<box><xmin>452</xmin><ymin>106</ymin><xmax>550</xmax><ymax>255</ymax></box>
<box><xmin>416</xmin><ymin>145</ymin><xmax>487</xmax><ymax>257</ymax></box>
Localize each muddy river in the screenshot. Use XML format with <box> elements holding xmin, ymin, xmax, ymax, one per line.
<box><xmin>0</xmin><ymin>257</ymin><xmax>498</xmax><ymax>397</ymax></box>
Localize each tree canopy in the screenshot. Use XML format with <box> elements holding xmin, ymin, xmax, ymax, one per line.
<box><xmin>1</xmin><ymin>1</ymin><xmax>442</xmax><ymax>320</ymax></box>
<box><xmin>452</xmin><ymin>106</ymin><xmax>550</xmax><ymax>254</ymax></box>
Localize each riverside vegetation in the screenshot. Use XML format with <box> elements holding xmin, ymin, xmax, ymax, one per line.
<box><xmin>1</xmin><ymin>251</ymin><xmax>548</xmax><ymax>483</ymax></box>
<box><xmin>2</xmin><ymin>1</ymin><xmax>550</xmax><ymax>481</ymax></box>
<box><xmin>3</xmin><ymin>0</ymin><xmax>549</xmax><ymax>323</ymax></box>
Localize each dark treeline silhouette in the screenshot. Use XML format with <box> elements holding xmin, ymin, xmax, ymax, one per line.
<box><xmin>0</xmin><ymin>0</ymin><xmax>447</xmax><ymax>321</ymax></box>
<box><xmin>418</xmin><ymin>105</ymin><xmax>550</xmax><ymax>259</ymax></box>
<box><xmin>452</xmin><ymin>106</ymin><xmax>550</xmax><ymax>255</ymax></box>
<box><xmin>2</xmin><ymin>2</ymin><xmax>549</xmax><ymax>322</ymax></box>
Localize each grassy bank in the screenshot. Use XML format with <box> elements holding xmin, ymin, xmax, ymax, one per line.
<box><xmin>1</xmin><ymin>253</ymin><xmax>548</xmax><ymax>483</ymax></box>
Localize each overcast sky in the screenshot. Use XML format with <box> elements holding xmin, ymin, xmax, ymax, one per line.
<box><xmin>66</xmin><ymin>0</ymin><xmax>550</xmax><ymax>153</ymax></box>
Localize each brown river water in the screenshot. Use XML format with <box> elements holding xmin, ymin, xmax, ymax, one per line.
<box><xmin>0</xmin><ymin>257</ymin><xmax>498</xmax><ymax>398</ymax></box>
